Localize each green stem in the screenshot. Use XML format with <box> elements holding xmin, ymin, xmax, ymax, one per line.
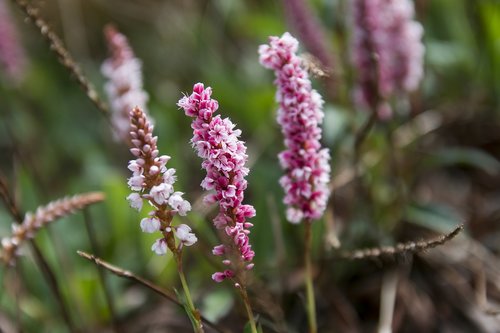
<box><xmin>176</xmin><ymin>255</ymin><xmax>204</xmax><ymax>333</ymax></box>
<box><xmin>240</xmin><ymin>286</ymin><xmax>258</xmax><ymax>333</ymax></box>
<box><xmin>304</xmin><ymin>221</ymin><xmax>317</xmax><ymax>333</ymax></box>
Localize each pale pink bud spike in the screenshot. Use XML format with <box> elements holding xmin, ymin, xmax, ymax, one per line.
<box><xmin>351</xmin><ymin>0</ymin><xmax>424</xmax><ymax>118</ymax></box>
<box><xmin>127</xmin><ymin>107</ymin><xmax>196</xmax><ymax>255</ymax></box>
<box><xmin>0</xmin><ymin>0</ymin><xmax>28</xmax><ymax>83</ymax></box>
<box><xmin>259</xmin><ymin>32</ymin><xmax>331</xmax><ymax>224</ymax></box>
<box><xmin>101</xmin><ymin>25</ymin><xmax>150</xmax><ymax>142</ymax></box>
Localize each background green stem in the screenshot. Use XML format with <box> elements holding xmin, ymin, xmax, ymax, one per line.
<box><xmin>176</xmin><ymin>255</ymin><xmax>204</xmax><ymax>333</ymax></box>
<box><xmin>239</xmin><ymin>286</ymin><xmax>258</xmax><ymax>333</ymax></box>
<box><xmin>304</xmin><ymin>221</ymin><xmax>317</xmax><ymax>333</ymax></box>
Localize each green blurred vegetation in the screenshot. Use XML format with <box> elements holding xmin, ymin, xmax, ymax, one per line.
<box><xmin>1</xmin><ymin>0</ymin><xmax>500</xmax><ymax>332</ymax></box>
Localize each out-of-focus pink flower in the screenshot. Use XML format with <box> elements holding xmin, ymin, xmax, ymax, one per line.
<box><xmin>352</xmin><ymin>0</ymin><xmax>424</xmax><ymax>117</ymax></box>
<box><xmin>283</xmin><ymin>0</ymin><xmax>334</xmax><ymax>70</ymax></box>
<box><xmin>102</xmin><ymin>25</ymin><xmax>150</xmax><ymax>142</ymax></box>
<box><xmin>178</xmin><ymin>83</ymin><xmax>256</xmax><ymax>283</ymax></box>
<box><xmin>259</xmin><ymin>32</ymin><xmax>331</xmax><ymax>224</ymax></box>
<box><xmin>127</xmin><ymin>107</ymin><xmax>195</xmax><ymax>255</ymax></box>
<box><xmin>211</xmin><ymin>270</ymin><xmax>235</xmax><ymax>283</ymax></box>
<box><xmin>0</xmin><ymin>0</ymin><xmax>27</xmax><ymax>83</ymax></box>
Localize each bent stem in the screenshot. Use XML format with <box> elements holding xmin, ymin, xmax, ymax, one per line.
<box><xmin>239</xmin><ymin>285</ymin><xmax>258</xmax><ymax>333</ymax></box>
<box><xmin>304</xmin><ymin>220</ymin><xmax>317</xmax><ymax>333</ymax></box>
<box><xmin>175</xmin><ymin>253</ymin><xmax>204</xmax><ymax>333</ymax></box>
<box><xmin>77</xmin><ymin>251</ymin><xmax>227</xmax><ymax>333</ymax></box>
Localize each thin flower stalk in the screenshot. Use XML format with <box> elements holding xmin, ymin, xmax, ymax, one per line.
<box><xmin>102</xmin><ymin>26</ymin><xmax>150</xmax><ymax>142</ymax></box>
<box><xmin>260</xmin><ymin>32</ymin><xmax>332</xmax><ymax>333</ymax></box>
<box><xmin>352</xmin><ymin>0</ymin><xmax>425</xmax><ymax>119</ymax></box>
<box><xmin>126</xmin><ymin>106</ymin><xmax>203</xmax><ymax>332</ymax></box>
<box><xmin>0</xmin><ymin>0</ymin><xmax>27</xmax><ymax>82</ymax></box>
<box><xmin>1</xmin><ymin>192</ymin><xmax>105</xmax><ymax>266</ymax></box>
<box><xmin>178</xmin><ymin>83</ymin><xmax>258</xmax><ymax>333</ymax></box>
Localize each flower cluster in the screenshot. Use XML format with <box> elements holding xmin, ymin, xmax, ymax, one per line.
<box><xmin>102</xmin><ymin>25</ymin><xmax>150</xmax><ymax>142</ymax></box>
<box><xmin>352</xmin><ymin>0</ymin><xmax>424</xmax><ymax>118</ymax></box>
<box><xmin>0</xmin><ymin>0</ymin><xmax>27</xmax><ymax>82</ymax></box>
<box><xmin>283</xmin><ymin>0</ymin><xmax>333</xmax><ymax>70</ymax></box>
<box><xmin>1</xmin><ymin>192</ymin><xmax>104</xmax><ymax>265</ymax></box>
<box><xmin>259</xmin><ymin>32</ymin><xmax>331</xmax><ymax>224</ymax></box>
<box><xmin>178</xmin><ymin>83</ymin><xmax>255</xmax><ymax>283</ymax></box>
<box><xmin>127</xmin><ymin>107</ymin><xmax>196</xmax><ymax>255</ymax></box>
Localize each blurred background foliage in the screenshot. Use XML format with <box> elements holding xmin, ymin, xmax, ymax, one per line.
<box><xmin>1</xmin><ymin>0</ymin><xmax>500</xmax><ymax>332</ymax></box>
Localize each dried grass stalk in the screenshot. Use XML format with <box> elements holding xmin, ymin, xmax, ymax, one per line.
<box><xmin>338</xmin><ymin>224</ymin><xmax>464</xmax><ymax>260</ymax></box>
<box><xmin>1</xmin><ymin>192</ymin><xmax>105</xmax><ymax>265</ymax></box>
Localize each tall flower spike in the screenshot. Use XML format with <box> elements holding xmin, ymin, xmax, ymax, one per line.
<box><xmin>0</xmin><ymin>0</ymin><xmax>27</xmax><ymax>82</ymax></box>
<box><xmin>127</xmin><ymin>106</ymin><xmax>195</xmax><ymax>255</ymax></box>
<box><xmin>1</xmin><ymin>192</ymin><xmax>105</xmax><ymax>266</ymax></box>
<box><xmin>259</xmin><ymin>32</ymin><xmax>331</xmax><ymax>224</ymax></box>
<box><xmin>351</xmin><ymin>0</ymin><xmax>424</xmax><ymax>118</ymax></box>
<box><xmin>127</xmin><ymin>107</ymin><xmax>203</xmax><ymax>332</ymax></box>
<box><xmin>178</xmin><ymin>83</ymin><xmax>256</xmax><ymax>283</ymax></box>
<box><xmin>102</xmin><ymin>25</ymin><xmax>150</xmax><ymax>142</ymax></box>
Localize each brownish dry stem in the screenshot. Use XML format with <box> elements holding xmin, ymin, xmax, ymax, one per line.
<box><xmin>10</xmin><ymin>0</ymin><xmax>109</xmax><ymax>118</ymax></box>
<box><xmin>337</xmin><ymin>224</ymin><xmax>464</xmax><ymax>260</ymax></box>
<box><xmin>0</xmin><ymin>176</ymin><xmax>77</xmax><ymax>332</ymax></box>
<box><xmin>237</xmin><ymin>283</ymin><xmax>258</xmax><ymax>333</ymax></box>
<box><xmin>77</xmin><ymin>251</ymin><xmax>228</xmax><ymax>333</ymax></box>
<box><xmin>0</xmin><ymin>174</ymin><xmax>23</xmax><ymax>222</ymax></box>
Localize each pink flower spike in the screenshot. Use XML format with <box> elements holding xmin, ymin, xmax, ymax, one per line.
<box><xmin>178</xmin><ymin>83</ymin><xmax>256</xmax><ymax>280</ymax></box>
<box><xmin>0</xmin><ymin>0</ymin><xmax>27</xmax><ymax>83</ymax></box>
<box><xmin>102</xmin><ymin>25</ymin><xmax>150</xmax><ymax>142</ymax></box>
<box><xmin>259</xmin><ymin>33</ymin><xmax>331</xmax><ymax>224</ymax></box>
<box><xmin>351</xmin><ymin>0</ymin><xmax>424</xmax><ymax>117</ymax></box>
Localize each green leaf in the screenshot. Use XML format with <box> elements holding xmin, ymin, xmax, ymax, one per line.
<box><xmin>201</xmin><ymin>289</ymin><xmax>234</xmax><ymax>322</ymax></box>
<box><xmin>405</xmin><ymin>202</ymin><xmax>462</xmax><ymax>233</ymax></box>
<box><xmin>424</xmin><ymin>147</ymin><xmax>500</xmax><ymax>175</ymax></box>
<box><xmin>174</xmin><ymin>287</ymin><xmax>199</xmax><ymax>332</ymax></box>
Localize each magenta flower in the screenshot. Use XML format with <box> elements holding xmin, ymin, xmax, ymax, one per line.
<box><xmin>102</xmin><ymin>25</ymin><xmax>150</xmax><ymax>142</ymax></box>
<box><xmin>127</xmin><ymin>107</ymin><xmax>195</xmax><ymax>255</ymax></box>
<box><xmin>0</xmin><ymin>0</ymin><xmax>27</xmax><ymax>83</ymax></box>
<box><xmin>259</xmin><ymin>32</ymin><xmax>331</xmax><ymax>224</ymax></box>
<box><xmin>178</xmin><ymin>83</ymin><xmax>255</xmax><ymax>283</ymax></box>
<box><xmin>352</xmin><ymin>0</ymin><xmax>424</xmax><ymax>118</ymax></box>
